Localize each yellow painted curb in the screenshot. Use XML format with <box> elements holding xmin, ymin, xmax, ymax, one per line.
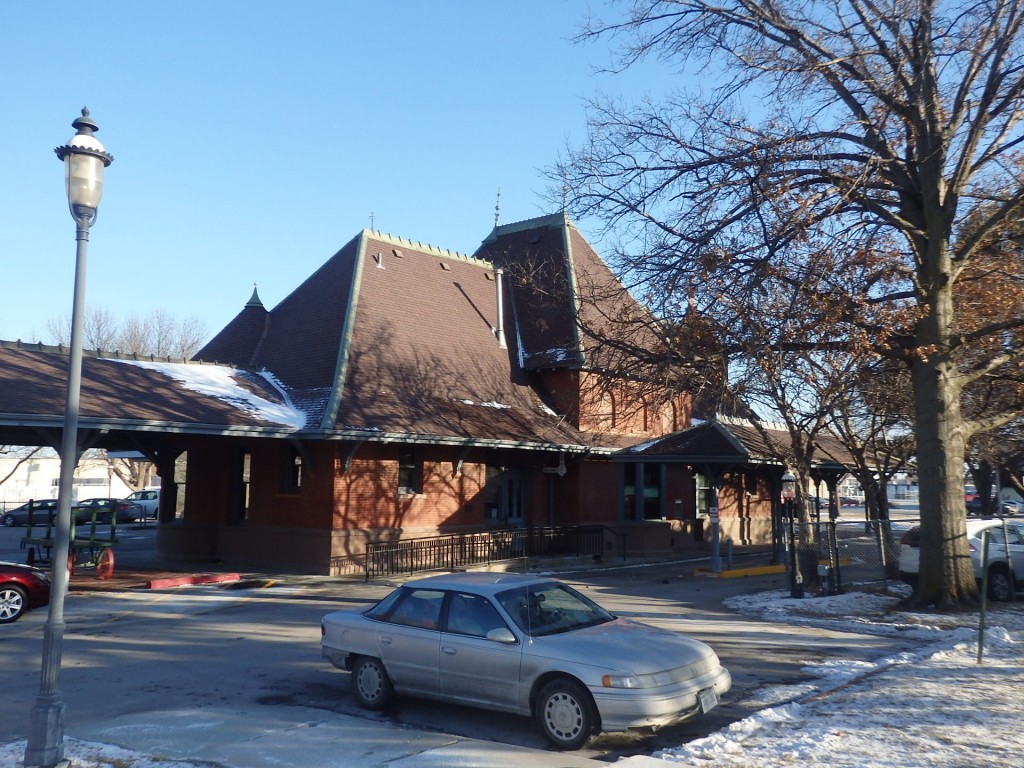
<box><xmin>694</xmin><ymin>564</ymin><xmax>786</xmax><ymax>578</ymax></box>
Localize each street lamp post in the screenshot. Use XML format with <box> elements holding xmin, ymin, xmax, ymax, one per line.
<box><xmin>782</xmin><ymin>471</ymin><xmax>804</xmax><ymax>599</ymax></box>
<box><xmin>22</xmin><ymin>108</ymin><xmax>112</xmax><ymax>768</ymax></box>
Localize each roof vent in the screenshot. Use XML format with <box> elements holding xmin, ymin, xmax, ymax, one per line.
<box><xmin>494</xmin><ymin>267</ymin><xmax>507</xmax><ymax>349</ymax></box>
<box><xmin>440</xmin><ymin>262</ymin><xmax>452</xmax><ymax>271</ymax></box>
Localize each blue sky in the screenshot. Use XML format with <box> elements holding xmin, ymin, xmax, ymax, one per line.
<box><xmin>1</xmin><ymin>1</ymin><xmax>668</xmax><ymax>346</ymax></box>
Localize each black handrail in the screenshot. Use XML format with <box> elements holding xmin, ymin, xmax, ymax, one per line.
<box><xmin>364</xmin><ymin>525</ymin><xmax>607</xmax><ymax>581</ymax></box>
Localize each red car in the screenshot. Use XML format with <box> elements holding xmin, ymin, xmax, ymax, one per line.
<box><xmin>0</xmin><ymin>561</ymin><xmax>51</xmax><ymax>623</ymax></box>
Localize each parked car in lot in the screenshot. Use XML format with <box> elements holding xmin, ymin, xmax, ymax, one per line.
<box><xmin>73</xmin><ymin>497</ymin><xmax>139</xmax><ymax>525</ymax></box>
<box><xmin>321</xmin><ymin>572</ymin><xmax>731</xmax><ymax>750</ymax></box>
<box><xmin>899</xmin><ymin>519</ymin><xmax>1024</xmax><ymax>601</ymax></box>
<box><xmin>1</xmin><ymin>500</ymin><xmax>59</xmax><ymax>528</ymax></box>
<box><xmin>1</xmin><ymin>497</ymin><xmax>140</xmax><ymax>527</ymax></box>
<box><xmin>966</xmin><ymin>496</ymin><xmax>987</xmax><ymax>515</ymax></box>
<box><xmin>1001</xmin><ymin>499</ymin><xmax>1024</xmax><ymax>516</ymax></box>
<box><xmin>0</xmin><ymin>561</ymin><xmax>51</xmax><ymax>623</ymax></box>
<box><xmin>124</xmin><ymin>489</ymin><xmax>159</xmax><ymax>519</ymax></box>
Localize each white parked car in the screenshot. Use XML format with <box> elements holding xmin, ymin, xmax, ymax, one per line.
<box><xmin>124</xmin><ymin>489</ymin><xmax>159</xmax><ymax>519</ymax></box>
<box><xmin>321</xmin><ymin>572</ymin><xmax>731</xmax><ymax>750</ymax></box>
<box><xmin>899</xmin><ymin>519</ymin><xmax>1024</xmax><ymax>601</ymax></box>
<box><xmin>1001</xmin><ymin>499</ymin><xmax>1024</xmax><ymax>516</ymax></box>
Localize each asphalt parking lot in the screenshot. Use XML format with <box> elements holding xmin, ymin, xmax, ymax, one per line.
<box><xmin>1</xmin><ymin>523</ymin><xmax>923</xmax><ymax>763</ymax></box>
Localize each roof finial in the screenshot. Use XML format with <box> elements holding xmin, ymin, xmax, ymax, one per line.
<box><xmin>369</xmin><ymin>211</ymin><xmax>376</xmax><ymax>231</ymax></box>
<box><xmin>494</xmin><ymin>188</ymin><xmax>501</xmax><ymax>227</ymax></box>
<box><xmin>246</xmin><ymin>283</ymin><xmax>264</xmax><ymax>308</ymax></box>
<box><xmin>560</xmin><ymin>169</ymin><xmax>569</xmax><ymax>213</ymax></box>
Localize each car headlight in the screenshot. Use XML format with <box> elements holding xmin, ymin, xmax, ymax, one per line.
<box><xmin>603</xmin><ymin>665</ymin><xmax>705</xmax><ymax>689</ymax></box>
<box><xmin>602</xmin><ymin>674</ymin><xmax>642</xmax><ymax>688</ymax></box>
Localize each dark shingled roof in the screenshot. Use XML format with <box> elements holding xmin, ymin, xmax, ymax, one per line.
<box><xmin>191</xmin><ymin>227</ymin><xmax>619</xmax><ymax>449</ymax></box>
<box><xmin>0</xmin><ymin>216</ymin><xmax>667</xmax><ymax>453</ymax></box>
<box><xmin>0</xmin><ymin>342</ymin><xmax>299</xmax><ymax>441</ymax></box>
<box><xmin>619</xmin><ymin>419</ymin><xmax>858</xmax><ymax>469</ymax></box>
<box><xmin>475</xmin><ymin>214</ymin><xmax>663</xmax><ymax>377</ymax></box>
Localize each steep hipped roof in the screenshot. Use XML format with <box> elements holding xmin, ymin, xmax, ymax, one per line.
<box><xmin>476</xmin><ymin>213</ymin><xmax>657</xmax><ymax>373</ymax></box>
<box><xmin>195</xmin><ymin>228</ymin><xmax>609</xmax><ymax>450</ymax></box>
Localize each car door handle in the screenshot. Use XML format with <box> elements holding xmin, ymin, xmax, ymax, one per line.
<box><xmin>441</xmin><ymin>646</ymin><xmax>457</xmax><ymax>655</ymax></box>
<box><xmin>380</xmin><ymin>635</ymin><xmax>393</xmax><ymax>644</ymax></box>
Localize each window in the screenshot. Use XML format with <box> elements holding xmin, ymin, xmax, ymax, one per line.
<box><xmin>383</xmin><ymin>588</ymin><xmax>443</xmax><ymax>630</ymax></box>
<box><xmin>445</xmin><ymin>592</ymin><xmax>507</xmax><ymax>638</ymax></box>
<box><xmin>622</xmin><ymin>463</ymin><xmax>664</xmax><ymax>520</ymax></box>
<box><xmin>398</xmin><ymin>446</ymin><xmax>421</xmax><ymax>495</ymax></box>
<box><xmin>695</xmin><ymin>473</ymin><xmax>711</xmax><ymax>517</ymax></box>
<box><xmin>233</xmin><ymin>451</ymin><xmax>251</xmax><ymax>522</ymax></box>
<box><xmin>173</xmin><ymin>451</ymin><xmax>188</xmax><ymax>519</ymax></box>
<box><xmin>642</xmin><ymin>464</ymin><xmax>663</xmax><ymax>519</ymax></box>
<box><xmin>623</xmin><ymin>466</ymin><xmax>637</xmax><ymax>520</ymax></box>
<box><xmin>282</xmin><ymin>445</ymin><xmax>303</xmax><ymax>493</ymax></box>
<box><xmin>484</xmin><ymin>463</ymin><xmax>501</xmax><ymax>519</ymax></box>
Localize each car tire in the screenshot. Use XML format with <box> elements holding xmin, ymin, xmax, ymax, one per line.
<box><xmin>0</xmin><ymin>584</ymin><xmax>28</xmax><ymax>623</ymax></box>
<box><xmin>535</xmin><ymin>678</ymin><xmax>597</xmax><ymax>750</ymax></box>
<box><xmin>351</xmin><ymin>656</ymin><xmax>394</xmax><ymax>711</ymax></box>
<box><xmin>1</xmin><ymin>514</ymin><xmax>15</xmax><ymax>527</ymax></box>
<box><xmin>987</xmin><ymin>566</ymin><xmax>1015</xmax><ymax>602</ymax></box>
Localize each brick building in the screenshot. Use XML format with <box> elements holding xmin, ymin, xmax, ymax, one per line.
<box><xmin>0</xmin><ymin>213</ymin><xmax>798</xmax><ymax>574</ymax></box>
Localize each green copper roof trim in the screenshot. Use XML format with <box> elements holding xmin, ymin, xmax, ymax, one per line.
<box><xmin>481</xmin><ymin>212</ymin><xmax>570</xmax><ymax>243</ymax></box>
<box><xmin>320</xmin><ymin>233</ymin><xmax>368</xmax><ymax>430</ymax></box>
<box><xmin>362</xmin><ymin>228</ymin><xmax>493</xmax><ymax>268</ymax></box>
<box><xmin>559</xmin><ymin>217</ymin><xmax>587</xmax><ymax>366</ymax></box>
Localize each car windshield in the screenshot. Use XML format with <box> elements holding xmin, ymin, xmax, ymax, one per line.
<box><xmin>495</xmin><ymin>582</ymin><xmax>614</xmax><ymax>637</ymax></box>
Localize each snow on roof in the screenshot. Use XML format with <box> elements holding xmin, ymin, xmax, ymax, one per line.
<box><xmin>457</xmin><ymin>399</ymin><xmax>512</xmax><ymax>410</ymax></box>
<box><xmin>628</xmin><ymin>437</ymin><xmax>664</xmax><ymax>453</ymax></box>
<box><xmin>116</xmin><ymin>360</ymin><xmax>307</xmax><ymax>430</ymax></box>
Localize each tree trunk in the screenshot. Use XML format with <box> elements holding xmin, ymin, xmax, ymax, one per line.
<box><xmin>910</xmin><ymin>321</ymin><xmax>977</xmax><ymax>608</ymax></box>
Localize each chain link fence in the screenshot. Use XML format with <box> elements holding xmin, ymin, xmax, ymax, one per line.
<box><xmin>785</xmin><ymin>518</ymin><xmax>916</xmax><ymax>595</ymax></box>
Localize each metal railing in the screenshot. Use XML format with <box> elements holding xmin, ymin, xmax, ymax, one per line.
<box><xmin>364</xmin><ymin>525</ymin><xmax>606</xmax><ymax>580</ymax></box>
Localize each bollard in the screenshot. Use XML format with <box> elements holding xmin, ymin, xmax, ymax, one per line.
<box><xmin>978</xmin><ymin>530</ymin><xmax>990</xmax><ymax>664</ymax></box>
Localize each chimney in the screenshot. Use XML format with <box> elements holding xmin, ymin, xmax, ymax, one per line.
<box><xmin>494</xmin><ymin>267</ymin><xmax>507</xmax><ymax>349</ymax></box>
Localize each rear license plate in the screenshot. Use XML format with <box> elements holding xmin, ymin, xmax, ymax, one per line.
<box><xmin>698</xmin><ymin>687</ymin><xmax>718</xmax><ymax>713</ymax></box>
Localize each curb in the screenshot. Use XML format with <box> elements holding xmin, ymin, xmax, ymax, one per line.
<box><xmin>146</xmin><ymin>573</ymin><xmax>241</xmax><ymax>589</ymax></box>
<box><xmin>694</xmin><ymin>564</ymin><xmax>787</xmax><ymax>579</ymax></box>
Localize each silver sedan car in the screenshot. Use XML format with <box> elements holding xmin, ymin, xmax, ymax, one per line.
<box><xmin>321</xmin><ymin>572</ymin><xmax>731</xmax><ymax>749</ymax></box>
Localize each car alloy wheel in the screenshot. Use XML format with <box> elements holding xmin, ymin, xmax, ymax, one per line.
<box><xmin>0</xmin><ymin>585</ymin><xmax>28</xmax><ymax>623</ymax></box>
<box><xmin>536</xmin><ymin>678</ymin><xmax>595</xmax><ymax>750</ymax></box>
<box><xmin>1</xmin><ymin>514</ymin><xmax>15</xmax><ymax>527</ymax></box>
<box><xmin>987</xmin><ymin>567</ymin><xmax>1015</xmax><ymax>602</ymax></box>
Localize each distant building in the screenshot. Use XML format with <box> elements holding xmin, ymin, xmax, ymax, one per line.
<box><xmin>0</xmin><ymin>449</ymin><xmax>133</xmax><ymax>509</ymax></box>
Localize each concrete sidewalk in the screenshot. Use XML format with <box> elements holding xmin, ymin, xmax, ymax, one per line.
<box><xmin>8</xmin><ymin>706</ymin><xmax>605</xmax><ymax>768</ymax></box>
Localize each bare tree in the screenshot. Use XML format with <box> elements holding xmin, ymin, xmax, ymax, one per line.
<box><xmin>118</xmin><ymin>313</ymin><xmax>154</xmax><ymax>355</ymax></box>
<box><xmin>104</xmin><ymin>453</ymin><xmax>154</xmax><ymax>492</ymax></box>
<box><xmin>47</xmin><ymin>306</ymin><xmax>120</xmax><ymax>351</ymax></box>
<box><xmin>560</xmin><ymin>0</ymin><xmax>1024</xmax><ymax>608</ymax></box>
<box><xmin>49</xmin><ymin>307</ymin><xmax>208</xmax><ymax>359</ymax></box>
<box><xmin>0</xmin><ymin>446</ymin><xmax>42</xmax><ymax>490</ymax></box>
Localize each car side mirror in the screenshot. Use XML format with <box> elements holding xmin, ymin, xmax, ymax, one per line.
<box><xmin>486</xmin><ymin>627</ymin><xmax>517</xmax><ymax>644</ymax></box>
